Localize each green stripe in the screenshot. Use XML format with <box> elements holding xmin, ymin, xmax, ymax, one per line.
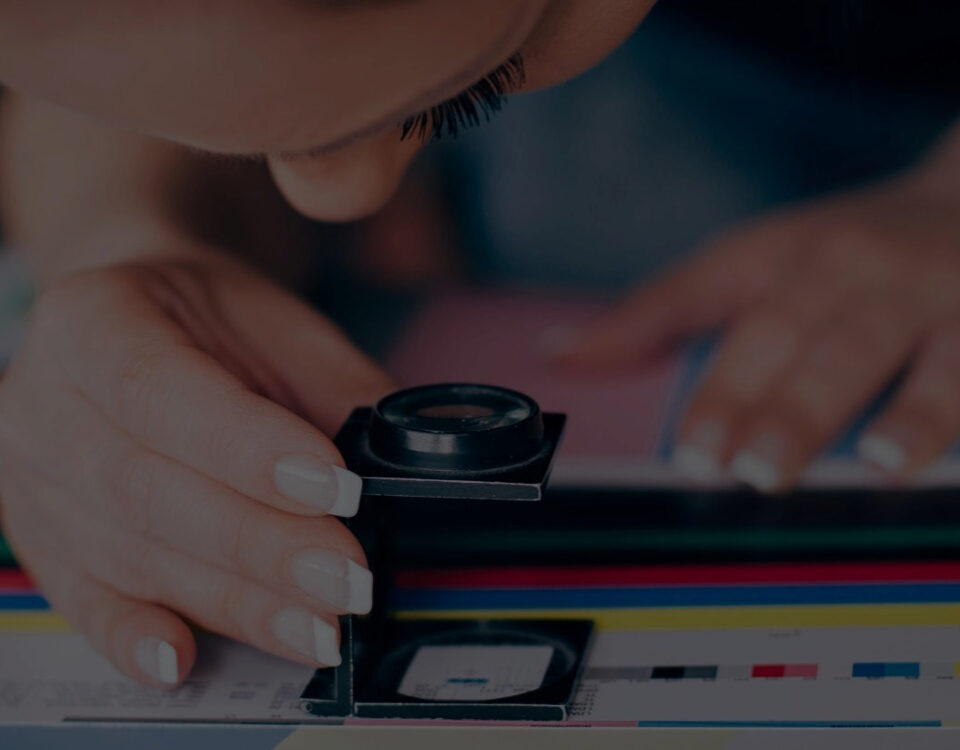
<box><xmin>395</xmin><ymin>526</ymin><xmax>960</xmax><ymax>556</ymax></box>
<box><xmin>0</xmin><ymin>535</ymin><xmax>14</xmax><ymax>566</ymax></box>
<box><xmin>3</xmin><ymin>526</ymin><xmax>960</xmax><ymax>568</ymax></box>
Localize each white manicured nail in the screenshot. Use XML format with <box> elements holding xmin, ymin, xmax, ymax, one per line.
<box><xmin>290</xmin><ymin>550</ymin><xmax>373</xmax><ymax>615</ymax></box>
<box><xmin>274</xmin><ymin>456</ymin><xmax>362</xmax><ymax>516</ymax></box>
<box><xmin>135</xmin><ymin>637</ymin><xmax>179</xmax><ymax>685</ymax></box>
<box><xmin>272</xmin><ymin>608</ymin><xmax>341</xmax><ymax>666</ymax></box>
<box><xmin>858</xmin><ymin>433</ymin><xmax>906</xmax><ymax>472</ymax></box>
<box><xmin>730</xmin><ymin>451</ymin><xmax>780</xmax><ymax>492</ymax></box>
<box><xmin>673</xmin><ymin>443</ymin><xmax>722</xmax><ymax>482</ymax></box>
<box><xmin>673</xmin><ymin>420</ymin><xmax>725</xmax><ymax>482</ymax></box>
<box><xmin>730</xmin><ymin>432</ymin><xmax>785</xmax><ymax>493</ymax></box>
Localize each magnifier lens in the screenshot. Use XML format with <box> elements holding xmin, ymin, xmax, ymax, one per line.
<box><xmin>379</xmin><ymin>385</ymin><xmax>534</xmax><ymax>433</ymax></box>
<box><xmin>415</xmin><ymin>404</ymin><xmax>494</xmax><ymax>418</ymax></box>
<box><xmin>370</xmin><ymin>384</ymin><xmax>544</xmax><ymax>470</ymax></box>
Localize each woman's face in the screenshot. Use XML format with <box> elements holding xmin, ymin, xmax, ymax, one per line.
<box><xmin>0</xmin><ymin>0</ymin><xmax>657</xmax><ymax>219</ymax></box>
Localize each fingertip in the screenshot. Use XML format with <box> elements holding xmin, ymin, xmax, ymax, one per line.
<box><xmin>727</xmin><ymin>430</ymin><xmax>791</xmax><ymax>494</ymax></box>
<box><xmin>328</xmin><ymin>466</ymin><xmax>362</xmax><ymax>518</ymax></box>
<box><xmin>127</xmin><ymin>614</ymin><xmax>197</xmax><ymax>688</ymax></box>
<box><xmin>729</xmin><ymin>449</ymin><xmax>781</xmax><ymax>493</ymax></box>
<box><xmin>134</xmin><ymin>637</ymin><xmax>183</xmax><ymax>686</ymax></box>
<box><xmin>271</xmin><ymin>608</ymin><xmax>342</xmax><ymax>667</ymax></box>
<box><xmin>99</xmin><ymin>601</ymin><xmax>197</xmax><ymax>688</ymax></box>
<box><xmin>672</xmin><ymin>442</ymin><xmax>722</xmax><ymax>483</ymax></box>
<box><xmin>272</xmin><ymin>455</ymin><xmax>363</xmax><ymax>517</ymax></box>
<box><xmin>858</xmin><ymin>432</ymin><xmax>907</xmax><ymax>473</ymax></box>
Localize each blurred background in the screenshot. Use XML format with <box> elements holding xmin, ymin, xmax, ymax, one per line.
<box><xmin>306</xmin><ymin>0</ymin><xmax>960</xmax><ymax>359</ymax></box>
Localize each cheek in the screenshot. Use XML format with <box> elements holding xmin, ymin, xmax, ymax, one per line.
<box><xmin>267</xmin><ymin>131</ymin><xmax>424</xmax><ymax>222</ymax></box>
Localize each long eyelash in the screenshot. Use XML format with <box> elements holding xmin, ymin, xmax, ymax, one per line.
<box><xmin>400</xmin><ymin>54</ymin><xmax>525</xmax><ymax>143</ymax></box>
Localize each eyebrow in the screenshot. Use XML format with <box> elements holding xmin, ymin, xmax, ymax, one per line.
<box><xmin>277</xmin><ymin>19</ymin><xmax>528</xmax><ymax>161</ymax></box>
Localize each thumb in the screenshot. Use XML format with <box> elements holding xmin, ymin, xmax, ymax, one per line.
<box><xmin>216</xmin><ymin>267</ymin><xmax>396</xmax><ymax>436</ymax></box>
<box><xmin>546</xmin><ymin>223</ymin><xmax>794</xmax><ymax>367</ymax></box>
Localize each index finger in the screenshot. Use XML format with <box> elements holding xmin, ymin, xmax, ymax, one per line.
<box><xmin>63</xmin><ymin>287</ymin><xmax>362</xmax><ymax>517</ymax></box>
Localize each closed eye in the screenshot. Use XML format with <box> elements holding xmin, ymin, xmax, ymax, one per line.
<box><xmin>399</xmin><ymin>54</ymin><xmax>525</xmax><ymax>143</ymax></box>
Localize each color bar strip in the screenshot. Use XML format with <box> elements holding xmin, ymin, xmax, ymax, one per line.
<box><xmin>752</xmin><ymin>664</ymin><xmax>785</xmax><ymax>678</ymax></box>
<box><xmin>852</xmin><ymin>662</ymin><xmax>921</xmax><ymax>678</ymax></box>
<box><xmin>390</xmin><ymin>582</ymin><xmax>960</xmax><ymax>610</ymax></box>
<box><xmin>649</xmin><ymin>666</ymin><xmax>718</xmax><ymax>680</ymax></box>
<box><xmin>0</xmin><ymin>570</ymin><xmax>33</xmax><ymax>591</ymax></box>
<box><xmin>395</xmin><ymin>603</ymin><xmax>960</xmax><ymax>630</ymax></box>
<box><xmin>783</xmin><ymin>663</ymin><xmax>819</xmax><ymax>678</ymax></box>
<box><xmin>0</xmin><ymin>594</ymin><xmax>48</xmax><ymax>611</ymax></box>
<box><xmin>393</xmin><ymin>526</ymin><xmax>960</xmax><ymax>557</ymax></box>
<box><xmin>884</xmin><ymin>662</ymin><xmax>921</xmax><ymax>678</ymax></box>
<box><xmin>650</xmin><ymin>666</ymin><xmax>685</xmax><ymax>680</ymax></box>
<box><xmin>0</xmin><ymin>612</ymin><xmax>70</xmax><ymax>631</ymax></box>
<box><xmin>751</xmin><ymin>664</ymin><xmax>819</xmax><ymax>679</ymax></box>
<box><xmin>0</xmin><ymin>536</ymin><xmax>13</xmax><ymax>567</ymax></box>
<box><xmin>395</xmin><ymin>561</ymin><xmax>960</xmax><ymax>589</ymax></box>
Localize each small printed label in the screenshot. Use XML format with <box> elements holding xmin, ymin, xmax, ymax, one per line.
<box><xmin>397</xmin><ymin>645</ymin><xmax>554</xmax><ymax>702</ymax></box>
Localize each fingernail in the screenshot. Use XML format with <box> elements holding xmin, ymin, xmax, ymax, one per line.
<box><xmin>730</xmin><ymin>433</ymin><xmax>784</xmax><ymax>493</ymax></box>
<box><xmin>673</xmin><ymin>420</ymin><xmax>726</xmax><ymax>482</ymax></box>
<box><xmin>538</xmin><ymin>324</ymin><xmax>582</xmax><ymax>357</ymax></box>
<box><xmin>673</xmin><ymin>444</ymin><xmax>722</xmax><ymax>482</ymax></box>
<box><xmin>135</xmin><ymin>637</ymin><xmax>179</xmax><ymax>685</ymax></box>
<box><xmin>272</xmin><ymin>608</ymin><xmax>341</xmax><ymax>666</ymax></box>
<box><xmin>290</xmin><ymin>550</ymin><xmax>373</xmax><ymax>615</ymax></box>
<box><xmin>858</xmin><ymin>433</ymin><xmax>906</xmax><ymax>472</ymax></box>
<box><xmin>274</xmin><ymin>455</ymin><xmax>362</xmax><ymax>517</ymax></box>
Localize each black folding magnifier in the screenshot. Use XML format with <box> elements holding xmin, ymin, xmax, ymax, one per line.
<box><xmin>299</xmin><ymin>384</ymin><xmax>593</xmax><ymax>720</ymax></box>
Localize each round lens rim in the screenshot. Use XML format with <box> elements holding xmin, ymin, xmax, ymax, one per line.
<box><xmin>369</xmin><ymin>383</ymin><xmax>546</xmax><ymax>472</ymax></box>
<box><xmin>377</xmin><ymin>383</ymin><xmax>535</xmax><ymax>435</ymax></box>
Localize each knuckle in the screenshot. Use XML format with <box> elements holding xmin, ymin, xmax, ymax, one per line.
<box><xmin>114</xmin><ymin>346</ymin><xmax>172</xmax><ymax>427</ymax></box>
<box><xmin>912</xmin><ymin>365</ymin><xmax>960</xmax><ymax>425</ymax></box>
<box><xmin>718</xmin><ymin>310</ymin><xmax>802</xmax><ymax>391</ymax></box>
<box><xmin>202</xmin><ymin>407</ymin><xmax>254</xmax><ymax>465</ymax></box>
<box><xmin>779</xmin><ymin>366</ymin><xmax>845</xmax><ymax>436</ymax></box>
<box><xmin>930</xmin><ymin>326</ymin><xmax>960</xmax><ymax>370</ymax></box>
<box><xmin>315</xmin><ymin>515</ymin><xmax>366</xmax><ymax>563</ymax></box>
<box><xmin>778</xmin><ymin>390</ymin><xmax>828</xmax><ymax>436</ymax></box>
<box><xmin>818</xmin><ymin>299</ymin><xmax>909</xmax><ymax>367</ymax></box>
<box><xmin>33</xmin><ymin>268</ymin><xmax>136</xmax><ymax>334</ymax></box>
<box><xmin>763</xmin><ymin>401</ymin><xmax>821</xmax><ymax>451</ymax></box>
<box><xmin>213</xmin><ymin>584</ymin><xmax>252</xmax><ymax>640</ymax></box>
<box><xmin>114</xmin><ymin>344</ymin><xmax>203</xmax><ymax>436</ymax></box>
<box><xmin>217</xmin><ymin>507</ymin><xmax>253</xmax><ymax>575</ymax></box>
<box><xmin>83</xmin><ymin>535</ymin><xmax>157</xmax><ymax>601</ymax></box>
<box><xmin>105</xmin><ymin>447</ymin><xmax>161</xmax><ymax>534</ymax></box>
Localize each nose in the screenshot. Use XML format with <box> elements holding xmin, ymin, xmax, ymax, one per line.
<box><xmin>267</xmin><ymin>128</ymin><xmax>424</xmax><ymax>222</ymax></box>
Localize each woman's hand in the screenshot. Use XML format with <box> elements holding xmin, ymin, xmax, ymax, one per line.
<box><xmin>551</xmin><ymin>163</ymin><xmax>960</xmax><ymax>491</ymax></box>
<box><xmin>0</xmin><ymin>251</ymin><xmax>395</xmax><ymax>686</ymax></box>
